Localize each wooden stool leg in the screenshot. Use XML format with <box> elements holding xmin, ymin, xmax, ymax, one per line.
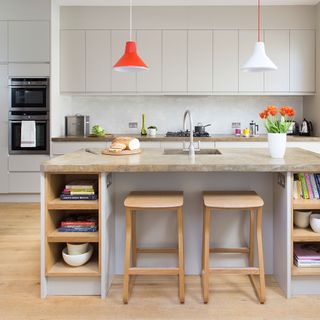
<box><xmin>256</xmin><ymin>207</ymin><xmax>266</xmax><ymax>304</ymax></box>
<box><xmin>202</xmin><ymin>206</ymin><xmax>211</xmax><ymax>304</ymax></box>
<box><xmin>132</xmin><ymin>211</ymin><xmax>137</xmax><ymax>267</ymax></box>
<box><xmin>249</xmin><ymin>209</ymin><xmax>255</xmax><ymax>267</ymax></box>
<box><xmin>123</xmin><ymin>208</ymin><xmax>132</xmax><ymax>304</ymax></box>
<box><xmin>177</xmin><ymin>206</ymin><xmax>185</xmax><ymax>304</ymax></box>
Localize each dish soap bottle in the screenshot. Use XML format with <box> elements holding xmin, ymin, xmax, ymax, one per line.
<box><xmin>141</xmin><ymin>113</ymin><xmax>147</xmax><ymax>136</ymax></box>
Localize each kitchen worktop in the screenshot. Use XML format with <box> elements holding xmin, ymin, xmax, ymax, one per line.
<box><xmin>51</xmin><ymin>134</ymin><xmax>320</xmax><ymax>142</ymax></box>
<box><xmin>41</xmin><ymin>147</ymin><xmax>320</xmax><ymax>173</ymax></box>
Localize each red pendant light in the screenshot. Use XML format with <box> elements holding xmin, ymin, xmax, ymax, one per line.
<box><xmin>113</xmin><ymin>0</ymin><xmax>148</xmax><ymax>72</ymax></box>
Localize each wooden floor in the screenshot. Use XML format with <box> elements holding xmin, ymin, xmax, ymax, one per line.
<box><xmin>1</xmin><ymin>204</ymin><xmax>320</xmax><ymax>320</ymax></box>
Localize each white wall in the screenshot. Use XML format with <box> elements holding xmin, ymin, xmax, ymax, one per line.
<box><xmin>59</xmin><ymin>95</ymin><xmax>304</xmax><ymax>135</ymax></box>
<box><xmin>304</xmin><ymin>3</ymin><xmax>320</xmax><ymax>135</ymax></box>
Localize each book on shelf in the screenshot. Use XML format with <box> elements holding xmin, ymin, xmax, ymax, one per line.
<box><xmin>294</xmin><ymin>243</ymin><xmax>320</xmax><ymax>268</ymax></box>
<box><xmin>61</xmin><ymin>221</ymin><xmax>96</xmax><ymax>227</ymax></box>
<box><xmin>60</xmin><ymin>194</ymin><xmax>98</xmax><ymax>200</ymax></box>
<box><xmin>294</xmin><ymin>173</ymin><xmax>320</xmax><ymax>200</ymax></box>
<box><xmin>65</xmin><ymin>180</ymin><xmax>97</xmax><ymax>190</ymax></box>
<box><xmin>58</xmin><ymin>226</ymin><xmax>98</xmax><ymax>232</ymax></box>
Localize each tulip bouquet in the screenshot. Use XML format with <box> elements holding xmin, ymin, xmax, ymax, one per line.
<box><xmin>259</xmin><ymin>106</ymin><xmax>295</xmax><ymax>133</ymax></box>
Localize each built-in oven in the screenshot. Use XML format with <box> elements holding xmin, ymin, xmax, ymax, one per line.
<box><xmin>9</xmin><ymin>78</ymin><xmax>49</xmax><ymax>112</ymax></box>
<box><xmin>9</xmin><ymin>114</ymin><xmax>50</xmax><ymax>155</ymax></box>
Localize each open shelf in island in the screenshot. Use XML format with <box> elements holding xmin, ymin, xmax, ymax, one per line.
<box><xmin>293</xmin><ymin>228</ymin><xmax>320</xmax><ymax>242</ymax></box>
<box><xmin>46</xmin><ymin>255</ymin><xmax>100</xmax><ymax>277</ymax></box>
<box><xmin>47</xmin><ymin>230</ymin><xmax>99</xmax><ymax>243</ymax></box>
<box><xmin>48</xmin><ymin>198</ymin><xmax>99</xmax><ymax>210</ymax></box>
<box><xmin>293</xmin><ymin>199</ymin><xmax>320</xmax><ymax>210</ymax></box>
<box><xmin>292</xmin><ymin>265</ymin><xmax>320</xmax><ymax>276</ymax></box>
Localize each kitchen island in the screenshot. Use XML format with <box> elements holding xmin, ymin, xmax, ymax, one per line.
<box><xmin>40</xmin><ymin>148</ymin><xmax>320</xmax><ymax>299</ymax></box>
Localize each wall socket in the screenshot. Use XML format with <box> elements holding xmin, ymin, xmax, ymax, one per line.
<box><xmin>129</xmin><ymin>122</ymin><xmax>138</xmax><ymax>128</ymax></box>
<box><xmin>231</xmin><ymin>122</ymin><xmax>241</xmax><ymax>128</ymax></box>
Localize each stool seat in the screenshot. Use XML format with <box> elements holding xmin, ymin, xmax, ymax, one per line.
<box><xmin>124</xmin><ymin>191</ymin><xmax>184</xmax><ymax>209</ymax></box>
<box><xmin>203</xmin><ymin>191</ymin><xmax>264</xmax><ymax>209</ymax></box>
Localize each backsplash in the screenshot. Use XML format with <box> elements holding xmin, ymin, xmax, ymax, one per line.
<box><xmin>54</xmin><ymin>95</ymin><xmax>303</xmax><ymax>136</ymax></box>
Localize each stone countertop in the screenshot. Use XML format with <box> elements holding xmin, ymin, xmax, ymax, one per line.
<box><xmin>41</xmin><ymin>147</ymin><xmax>320</xmax><ymax>173</ymax></box>
<box><xmin>51</xmin><ymin>134</ymin><xmax>320</xmax><ymax>143</ymax></box>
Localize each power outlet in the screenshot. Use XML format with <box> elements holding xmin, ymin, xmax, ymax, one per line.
<box><xmin>129</xmin><ymin>122</ymin><xmax>138</xmax><ymax>129</ymax></box>
<box><xmin>232</xmin><ymin>122</ymin><xmax>241</xmax><ymax>128</ymax></box>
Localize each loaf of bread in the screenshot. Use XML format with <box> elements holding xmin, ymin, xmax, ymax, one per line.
<box><xmin>110</xmin><ymin>137</ymin><xmax>140</xmax><ymax>151</ymax></box>
<box><xmin>108</xmin><ymin>142</ymin><xmax>126</xmax><ymax>153</ymax></box>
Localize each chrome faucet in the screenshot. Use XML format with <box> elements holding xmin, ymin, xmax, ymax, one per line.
<box><xmin>183</xmin><ymin>110</ymin><xmax>195</xmax><ymax>158</ymax></box>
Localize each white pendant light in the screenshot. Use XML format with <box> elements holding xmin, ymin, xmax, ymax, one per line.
<box><xmin>241</xmin><ymin>0</ymin><xmax>277</xmax><ymax>72</ymax></box>
<box><xmin>113</xmin><ymin>0</ymin><xmax>148</xmax><ymax>72</ymax></box>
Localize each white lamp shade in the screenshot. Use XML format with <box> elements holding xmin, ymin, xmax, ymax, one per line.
<box><xmin>241</xmin><ymin>42</ymin><xmax>277</xmax><ymax>72</ymax></box>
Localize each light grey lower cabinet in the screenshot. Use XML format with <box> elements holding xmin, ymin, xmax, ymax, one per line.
<box><xmin>52</xmin><ymin>142</ymin><xmax>110</xmax><ymax>156</ymax></box>
<box><xmin>0</xmin><ymin>147</ymin><xmax>8</xmax><ymax>193</ymax></box>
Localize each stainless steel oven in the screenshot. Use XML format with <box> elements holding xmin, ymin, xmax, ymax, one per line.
<box><xmin>9</xmin><ymin>78</ymin><xmax>49</xmax><ymax>112</ymax></box>
<box><xmin>9</xmin><ymin>114</ymin><xmax>50</xmax><ymax>155</ymax></box>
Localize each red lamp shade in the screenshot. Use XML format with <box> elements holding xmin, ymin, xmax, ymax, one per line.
<box><xmin>113</xmin><ymin>41</ymin><xmax>148</xmax><ymax>72</ymax></box>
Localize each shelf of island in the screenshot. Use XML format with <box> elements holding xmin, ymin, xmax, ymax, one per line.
<box><xmin>45</xmin><ymin>173</ymin><xmax>101</xmax><ymax>278</ymax></box>
<box><xmin>292</xmin><ymin>183</ymin><xmax>320</xmax><ymax>276</ymax></box>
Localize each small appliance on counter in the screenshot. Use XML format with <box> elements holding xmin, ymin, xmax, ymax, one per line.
<box><xmin>300</xmin><ymin>118</ymin><xmax>313</xmax><ymax>136</ymax></box>
<box><xmin>287</xmin><ymin>120</ymin><xmax>300</xmax><ymax>135</ymax></box>
<box><xmin>65</xmin><ymin>115</ymin><xmax>90</xmax><ymax>136</ymax></box>
<box><xmin>249</xmin><ymin>120</ymin><xmax>259</xmax><ymax>137</ymax></box>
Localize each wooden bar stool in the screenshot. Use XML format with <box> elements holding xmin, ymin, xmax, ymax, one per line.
<box><xmin>123</xmin><ymin>191</ymin><xmax>185</xmax><ymax>304</ymax></box>
<box><xmin>202</xmin><ymin>191</ymin><xmax>266</xmax><ymax>304</ymax></box>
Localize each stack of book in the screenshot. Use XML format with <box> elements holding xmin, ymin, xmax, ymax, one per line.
<box><xmin>294</xmin><ymin>243</ymin><xmax>320</xmax><ymax>268</ymax></box>
<box><xmin>293</xmin><ymin>173</ymin><xmax>320</xmax><ymax>200</ymax></box>
<box><xmin>60</xmin><ymin>180</ymin><xmax>98</xmax><ymax>200</ymax></box>
<box><xmin>58</xmin><ymin>214</ymin><xmax>98</xmax><ymax>232</ymax></box>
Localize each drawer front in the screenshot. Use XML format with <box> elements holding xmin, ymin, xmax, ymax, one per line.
<box><xmin>287</xmin><ymin>142</ymin><xmax>320</xmax><ymax>153</ymax></box>
<box><xmin>52</xmin><ymin>142</ymin><xmax>109</xmax><ymax>155</ymax></box>
<box><xmin>9</xmin><ymin>172</ymin><xmax>40</xmax><ymax>193</ymax></box>
<box><xmin>9</xmin><ymin>155</ymin><xmax>49</xmax><ymax>172</ymax></box>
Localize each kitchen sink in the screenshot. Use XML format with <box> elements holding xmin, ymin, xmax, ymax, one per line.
<box><xmin>163</xmin><ymin>148</ymin><xmax>222</xmax><ymax>155</ymax></box>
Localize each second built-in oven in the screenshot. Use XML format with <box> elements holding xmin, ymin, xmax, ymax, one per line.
<box><xmin>9</xmin><ymin>78</ymin><xmax>49</xmax><ymax>112</ymax></box>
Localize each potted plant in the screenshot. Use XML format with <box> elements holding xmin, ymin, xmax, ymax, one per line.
<box><xmin>259</xmin><ymin>105</ymin><xmax>295</xmax><ymax>159</ymax></box>
<box><xmin>147</xmin><ymin>125</ymin><xmax>157</xmax><ymax>137</ymax></box>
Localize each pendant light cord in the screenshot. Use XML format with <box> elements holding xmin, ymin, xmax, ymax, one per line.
<box><xmin>258</xmin><ymin>0</ymin><xmax>261</xmax><ymax>42</ymax></box>
<box><xmin>129</xmin><ymin>0</ymin><xmax>132</xmax><ymax>41</ymax></box>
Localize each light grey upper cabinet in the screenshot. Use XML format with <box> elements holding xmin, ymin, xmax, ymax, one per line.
<box><xmin>162</xmin><ymin>30</ymin><xmax>187</xmax><ymax>93</ymax></box>
<box><xmin>264</xmin><ymin>30</ymin><xmax>290</xmax><ymax>92</ymax></box>
<box><xmin>0</xmin><ymin>21</ymin><xmax>8</xmax><ymax>62</ymax></box>
<box><xmin>137</xmin><ymin>30</ymin><xmax>162</xmax><ymax>92</ymax></box>
<box><xmin>188</xmin><ymin>30</ymin><xmax>212</xmax><ymax>93</ymax></box>
<box><xmin>290</xmin><ymin>30</ymin><xmax>315</xmax><ymax>93</ymax></box>
<box><xmin>86</xmin><ymin>30</ymin><xmax>111</xmax><ymax>92</ymax></box>
<box><xmin>60</xmin><ymin>30</ymin><xmax>85</xmax><ymax>92</ymax></box>
<box><xmin>239</xmin><ymin>30</ymin><xmax>264</xmax><ymax>92</ymax></box>
<box><xmin>213</xmin><ymin>30</ymin><xmax>238</xmax><ymax>92</ymax></box>
<box><xmin>9</xmin><ymin>21</ymin><xmax>49</xmax><ymax>62</ymax></box>
<box><xmin>111</xmin><ymin>30</ymin><xmax>136</xmax><ymax>92</ymax></box>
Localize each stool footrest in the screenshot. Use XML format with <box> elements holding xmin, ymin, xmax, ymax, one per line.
<box><xmin>129</xmin><ymin>267</ymin><xmax>179</xmax><ymax>276</ymax></box>
<box><xmin>210</xmin><ymin>247</ymin><xmax>249</xmax><ymax>254</ymax></box>
<box><xmin>209</xmin><ymin>267</ymin><xmax>259</xmax><ymax>275</ymax></box>
<box><xmin>136</xmin><ymin>247</ymin><xmax>178</xmax><ymax>254</ymax></box>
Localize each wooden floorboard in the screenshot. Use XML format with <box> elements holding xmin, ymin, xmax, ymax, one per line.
<box><xmin>1</xmin><ymin>203</ymin><xmax>320</xmax><ymax>320</ymax></box>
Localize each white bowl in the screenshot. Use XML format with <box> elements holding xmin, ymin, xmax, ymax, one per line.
<box><xmin>310</xmin><ymin>214</ymin><xmax>320</xmax><ymax>233</ymax></box>
<box><xmin>62</xmin><ymin>244</ymin><xmax>93</xmax><ymax>267</ymax></box>
<box><xmin>294</xmin><ymin>210</ymin><xmax>312</xmax><ymax>228</ymax></box>
<box><xmin>67</xmin><ymin>242</ymin><xmax>89</xmax><ymax>255</ymax></box>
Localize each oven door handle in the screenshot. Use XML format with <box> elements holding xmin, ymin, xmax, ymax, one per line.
<box><xmin>10</xmin><ymin>85</ymin><xmax>47</xmax><ymax>89</ymax></box>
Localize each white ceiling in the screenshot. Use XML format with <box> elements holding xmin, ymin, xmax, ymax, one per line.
<box><xmin>61</xmin><ymin>0</ymin><xmax>320</xmax><ymax>6</ymax></box>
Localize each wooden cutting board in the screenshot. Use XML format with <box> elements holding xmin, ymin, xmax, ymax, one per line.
<box><xmin>102</xmin><ymin>148</ymin><xmax>142</xmax><ymax>156</ymax></box>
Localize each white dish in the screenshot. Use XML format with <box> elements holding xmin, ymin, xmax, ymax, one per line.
<box><xmin>310</xmin><ymin>214</ymin><xmax>320</xmax><ymax>233</ymax></box>
<box><xmin>294</xmin><ymin>210</ymin><xmax>312</xmax><ymax>228</ymax></box>
<box><xmin>67</xmin><ymin>242</ymin><xmax>89</xmax><ymax>255</ymax></box>
<box><xmin>62</xmin><ymin>244</ymin><xmax>93</xmax><ymax>267</ymax></box>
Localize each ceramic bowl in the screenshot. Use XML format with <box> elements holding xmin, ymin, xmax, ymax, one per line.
<box><xmin>294</xmin><ymin>210</ymin><xmax>312</xmax><ymax>228</ymax></box>
<box><xmin>67</xmin><ymin>242</ymin><xmax>89</xmax><ymax>255</ymax></box>
<box><xmin>62</xmin><ymin>244</ymin><xmax>93</xmax><ymax>267</ymax></box>
<box><xmin>310</xmin><ymin>214</ymin><xmax>320</xmax><ymax>233</ymax></box>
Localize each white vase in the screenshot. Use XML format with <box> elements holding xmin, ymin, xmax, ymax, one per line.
<box><xmin>267</xmin><ymin>133</ymin><xmax>287</xmax><ymax>159</ymax></box>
